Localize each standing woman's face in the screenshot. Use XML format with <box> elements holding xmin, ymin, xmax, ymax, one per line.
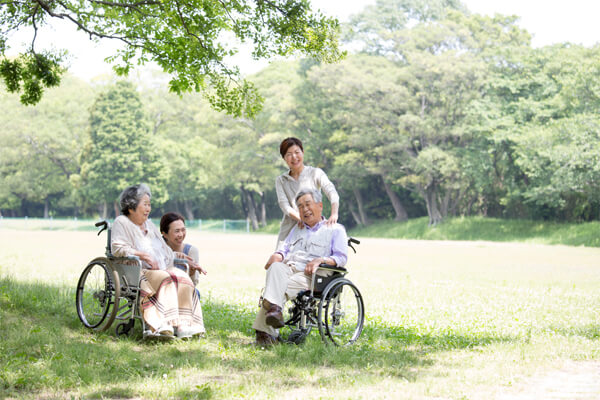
<box><xmin>164</xmin><ymin>219</ymin><xmax>186</xmax><ymax>249</ymax></box>
<box><xmin>283</xmin><ymin>144</ymin><xmax>304</xmax><ymax>171</ymax></box>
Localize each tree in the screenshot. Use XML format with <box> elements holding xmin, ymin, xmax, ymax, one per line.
<box><xmin>210</xmin><ymin>62</ymin><xmax>299</xmax><ymax>229</ymax></box>
<box><xmin>0</xmin><ymin>74</ymin><xmax>94</xmax><ymax>217</ymax></box>
<box><xmin>140</xmin><ymin>86</ymin><xmax>225</xmax><ymax>220</ymax></box>
<box><xmin>0</xmin><ymin>0</ymin><xmax>344</xmax><ymax>116</ymax></box>
<box><xmin>299</xmin><ymin>54</ymin><xmax>412</xmax><ymax>222</ymax></box>
<box><xmin>73</xmin><ymin>81</ymin><xmax>168</xmax><ymax>217</ymax></box>
<box><xmin>344</xmin><ymin>0</ymin><xmax>465</xmax><ymax>57</ymax></box>
<box><xmin>477</xmin><ymin>44</ymin><xmax>600</xmax><ymax>220</ymax></box>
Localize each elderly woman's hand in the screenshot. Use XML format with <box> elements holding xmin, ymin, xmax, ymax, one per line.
<box><xmin>138</xmin><ymin>251</ymin><xmax>159</xmax><ymax>270</ymax></box>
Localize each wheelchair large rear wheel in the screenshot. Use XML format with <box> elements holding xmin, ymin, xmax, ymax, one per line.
<box><xmin>318</xmin><ymin>279</ymin><xmax>364</xmax><ymax>346</ymax></box>
<box><xmin>76</xmin><ymin>257</ymin><xmax>120</xmax><ymax>331</ymax></box>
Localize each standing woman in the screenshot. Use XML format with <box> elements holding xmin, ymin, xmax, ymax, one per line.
<box><xmin>275</xmin><ymin>137</ymin><xmax>340</xmax><ymax>249</ymax></box>
<box><xmin>111</xmin><ymin>184</ymin><xmax>205</xmax><ymax>340</ymax></box>
<box><xmin>160</xmin><ymin>211</ymin><xmax>206</xmax><ymax>286</ymax></box>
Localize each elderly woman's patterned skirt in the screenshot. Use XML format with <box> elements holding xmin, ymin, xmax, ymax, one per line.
<box><xmin>139</xmin><ymin>267</ymin><xmax>204</xmax><ymax>332</ymax></box>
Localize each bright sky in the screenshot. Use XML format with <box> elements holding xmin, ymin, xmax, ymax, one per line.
<box><xmin>5</xmin><ymin>0</ymin><xmax>600</xmax><ymax>81</ymax></box>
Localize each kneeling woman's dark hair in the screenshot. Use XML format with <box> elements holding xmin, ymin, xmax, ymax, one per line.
<box><xmin>279</xmin><ymin>137</ymin><xmax>303</xmax><ymax>158</ymax></box>
<box><xmin>160</xmin><ymin>212</ymin><xmax>185</xmax><ymax>234</ymax></box>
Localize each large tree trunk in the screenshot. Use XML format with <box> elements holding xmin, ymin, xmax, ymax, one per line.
<box><xmin>381</xmin><ymin>177</ymin><xmax>408</xmax><ymax>221</ymax></box>
<box><xmin>353</xmin><ymin>188</ymin><xmax>369</xmax><ymax>226</ymax></box>
<box><xmin>241</xmin><ymin>186</ymin><xmax>259</xmax><ymax>230</ymax></box>
<box><xmin>113</xmin><ymin>202</ymin><xmax>120</xmax><ymax>218</ymax></box>
<box><xmin>348</xmin><ymin>201</ymin><xmax>363</xmax><ymax>226</ymax></box>
<box><xmin>101</xmin><ymin>201</ymin><xmax>108</xmax><ymax>219</ymax></box>
<box><xmin>423</xmin><ymin>184</ymin><xmax>443</xmax><ymax>226</ymax></box>
<box><xmin>43</xmin><ymin>198</ymin><xmax>49</xmax><ymax>219</ymax></box>
<box><xmin>259</xmin><ymin>191</ymin><xmax>267</xmax><ymax>227</ymax></box>
<box><xmin>183</xmin><ymin>199</ymin><xmax>194</xmax><ymax>221</ymax></box>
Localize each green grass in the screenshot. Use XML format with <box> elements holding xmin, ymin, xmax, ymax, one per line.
<box><xmin>348</xmin><ymin>216</ymin><xmax>600</xmax><ymax>247</ymax></box>
<box><xmin>1</xmin><ymin>226</ymin><xmax>600</xmax><ymax>398</ymax></box>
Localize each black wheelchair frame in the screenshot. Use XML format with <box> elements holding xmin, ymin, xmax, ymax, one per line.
<box><xmin>282</xmin><ymin>237</ymin><xmax>365</xmax><ymax>346</ymax></box>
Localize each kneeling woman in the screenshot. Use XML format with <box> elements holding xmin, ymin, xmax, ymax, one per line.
<box><xmin>111</xmin><ymin>184</ymin><xmax>205</xmax><ymax>339</ymax></box>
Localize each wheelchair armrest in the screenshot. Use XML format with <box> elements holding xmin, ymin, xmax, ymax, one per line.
<box><xmin>318</xmin><ymin>263</ymin><xmax>347</xmax><ymax>273</ymax></box>
<box><xmin>173</xmin><ymin>258</ymin><xmax>190</xmax><ymax>274</ymax></box>
<box><xmin>108</xmin><ymin>255</ymin><xmax>140</xmax><ymax>262</ymax></box>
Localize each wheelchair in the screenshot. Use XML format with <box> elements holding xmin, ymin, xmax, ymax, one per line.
<box><xmin>75</xmin><ymin>220</ymin><xmax>145</xmax><ymax>337</ymax></box>
<box><xmin>281</xmin><ymin>237</ymin><xmax>365</xmax><ymax>346</ymax></box>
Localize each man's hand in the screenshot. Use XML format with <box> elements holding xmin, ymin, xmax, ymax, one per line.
<box><xmin>305</xmin><ymin>257</ymin><xmax>328</xmax><ymax>275</ymax></box>
<box><xmin>264</xmin><ymin>253</ymin><xmax>284</xmax><ymax>270</ymax></box>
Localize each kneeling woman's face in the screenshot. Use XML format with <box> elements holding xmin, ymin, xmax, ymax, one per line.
<box><xmin>165</xmin><ymin>219</ymin><xmax>186</xmax><ymax>249</ymax></box>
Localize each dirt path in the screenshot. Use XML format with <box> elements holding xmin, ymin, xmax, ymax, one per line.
<box><xmin>495</xmin><ymin>361</ymin><xmax>600</xmax><ymax>400</ymax></box>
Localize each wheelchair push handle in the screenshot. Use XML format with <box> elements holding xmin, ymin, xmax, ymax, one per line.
<box><xmin>348</xmin><ymin>237</ymin><xmax>360</xmax><ymax>253</ymax></box>
<box><xmin>95</xmin><ymin>220</ymin><xmax>108</xmax><ymax>236</ymax></box>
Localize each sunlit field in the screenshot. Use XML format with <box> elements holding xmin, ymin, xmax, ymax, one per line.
<box><xmin>1</xmin><ymin>225</ymin><xmax>599</xmax><ymax>399</ymax></box>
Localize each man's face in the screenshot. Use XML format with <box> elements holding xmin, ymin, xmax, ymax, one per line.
<box><xmin>296</xmin><ymin>193</ymin><xmax>323</xmax><ymax>227</ymax></box>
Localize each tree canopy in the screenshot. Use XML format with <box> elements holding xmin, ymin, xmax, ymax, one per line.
<box><xmin>0</xmin><ymin>0</ymin><xmax>344</xmax><ymax>116</ymax></box>
<box><xmin>1</xmin><ymin>0</ymin><xmax>599</xmax><ymax>226</ymax></box>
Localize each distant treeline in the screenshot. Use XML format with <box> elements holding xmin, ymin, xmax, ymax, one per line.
<box><xmin>1</xmin><ymin>1</ymin><xmax>599</xmax><ymax>228</ymax></box>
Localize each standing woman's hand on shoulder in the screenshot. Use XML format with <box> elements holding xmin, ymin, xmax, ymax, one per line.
<box><xmin>326</xmin><ymin>213</ymin><xmax>338</xmax><ymax>226</ymax></box>
<box><xmin>326</xmin><ymin>203</ymin><xmax>339</xmax><ymax>226</ymax></box>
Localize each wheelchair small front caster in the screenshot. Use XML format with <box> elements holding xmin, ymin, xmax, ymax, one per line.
<box><xmin>287</xmin><ymin>329</ymin><xmax>309</xmax><ymax>345</ymax></box>
<box><xmin>115</xmin><ymin>320</ymin><xmax>135</xmax><ymax>337</ymax></box>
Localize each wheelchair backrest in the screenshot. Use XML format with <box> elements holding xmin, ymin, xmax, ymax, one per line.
<box><xmin>96</xmin><ymin>220</ymin><xmax>142</xmax><ymax>289</ymax></box>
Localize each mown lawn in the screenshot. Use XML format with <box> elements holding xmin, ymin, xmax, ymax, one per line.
<box><xmin>1</xmin><ymin>227</ymin><xmax>599</xmax><ymax>399</ymax></box>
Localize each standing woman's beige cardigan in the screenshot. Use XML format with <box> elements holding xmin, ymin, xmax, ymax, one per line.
<box><xmin>275</xmin><ymin>165</ymin><xmax>339</xmax><ymax>249</ymax></box>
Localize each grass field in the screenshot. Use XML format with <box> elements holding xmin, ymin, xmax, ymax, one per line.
<box><xmin>1</xmin><ymin>225</ymin><xmax>600</xmax><ymax>399</ymax></box>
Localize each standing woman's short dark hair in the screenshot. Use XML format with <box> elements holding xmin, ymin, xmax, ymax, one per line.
<box><xmin>160</xmin><ymin>212</ymin><xmax>185</xmax><ymax>234</ymax></box>
<box><xmin>119</xmin><ymin>183</ymin><xmax>152</xmax><ymax>215</ymax></box>
<box><xmin>279</xmin><ymin>137</ymin><xmax>303</xmax><ymax>158</ymax></box>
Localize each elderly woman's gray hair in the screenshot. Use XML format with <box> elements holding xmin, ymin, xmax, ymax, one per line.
<box><xmin>295</xmin><ymin>188</ymin><xmax>322</xmax><ymax>205</ymax></box>
<box><xmin>119</xmin><ymin>184</ymin><xmax>152</xmax><ymax>215</ymax></box>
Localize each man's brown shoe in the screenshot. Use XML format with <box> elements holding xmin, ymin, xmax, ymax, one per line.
<box><xmin>265</xmin><ymin>304</ymin><xmax>284</xmax><ymax>328</ymax></box>
<box><xmin>255</xmin><ymin>330</ymin><xmax>277</xmax><ymax>346</ymax></box>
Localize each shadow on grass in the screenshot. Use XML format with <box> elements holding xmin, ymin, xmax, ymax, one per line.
<box><xmin>0</xmin><ymin>277</ymin><xmax>573</xmax><ymax>399</ymax></box>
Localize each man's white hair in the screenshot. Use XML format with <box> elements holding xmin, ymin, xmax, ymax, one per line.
<box><xmin>295</xmin><ymin>188</ymin><xmax>322</xmax><ymax>205</ymax></box>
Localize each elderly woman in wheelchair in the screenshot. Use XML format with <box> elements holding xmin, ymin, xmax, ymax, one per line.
<box><xmin>253</xmin><ymin>188</ymin><xmax>364</xmax><ymax>347</ymax></box>
<box><xmin>75</xmin><ymin>186</ymin><xmax>206</xmax><ymax>339</ymax></box>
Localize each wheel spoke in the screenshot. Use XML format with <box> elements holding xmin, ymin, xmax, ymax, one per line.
<box><xmin>76</xmin><ymin>259</ymin><xmax>120</xmax><ymax>331</ymax></box>
<box><xmin>321</xmin><ymin>281</ymin><xmax>364</xmax><ymax>346</ymax></box>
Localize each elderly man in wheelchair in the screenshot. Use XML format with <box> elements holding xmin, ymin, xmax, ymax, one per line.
<box><xmin>253</xmin><ymin>188</ymin><xmax>363</xmax><ymax>346</ymax></box>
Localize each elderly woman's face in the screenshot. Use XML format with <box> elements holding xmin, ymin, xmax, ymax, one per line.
<box><xmin>129</xmin><ymin>194</ymin><xmax>151</xmax><ymax>225</ymax></box>
<box><xmin>283</xmin><ymin>144</ymin><xmax>304</xmax><ymax>171</ymax></box>
<box><xmin>164</xmin><ymin>219</ymin><xmax>186</xmax><ymax>249</ymax></box>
